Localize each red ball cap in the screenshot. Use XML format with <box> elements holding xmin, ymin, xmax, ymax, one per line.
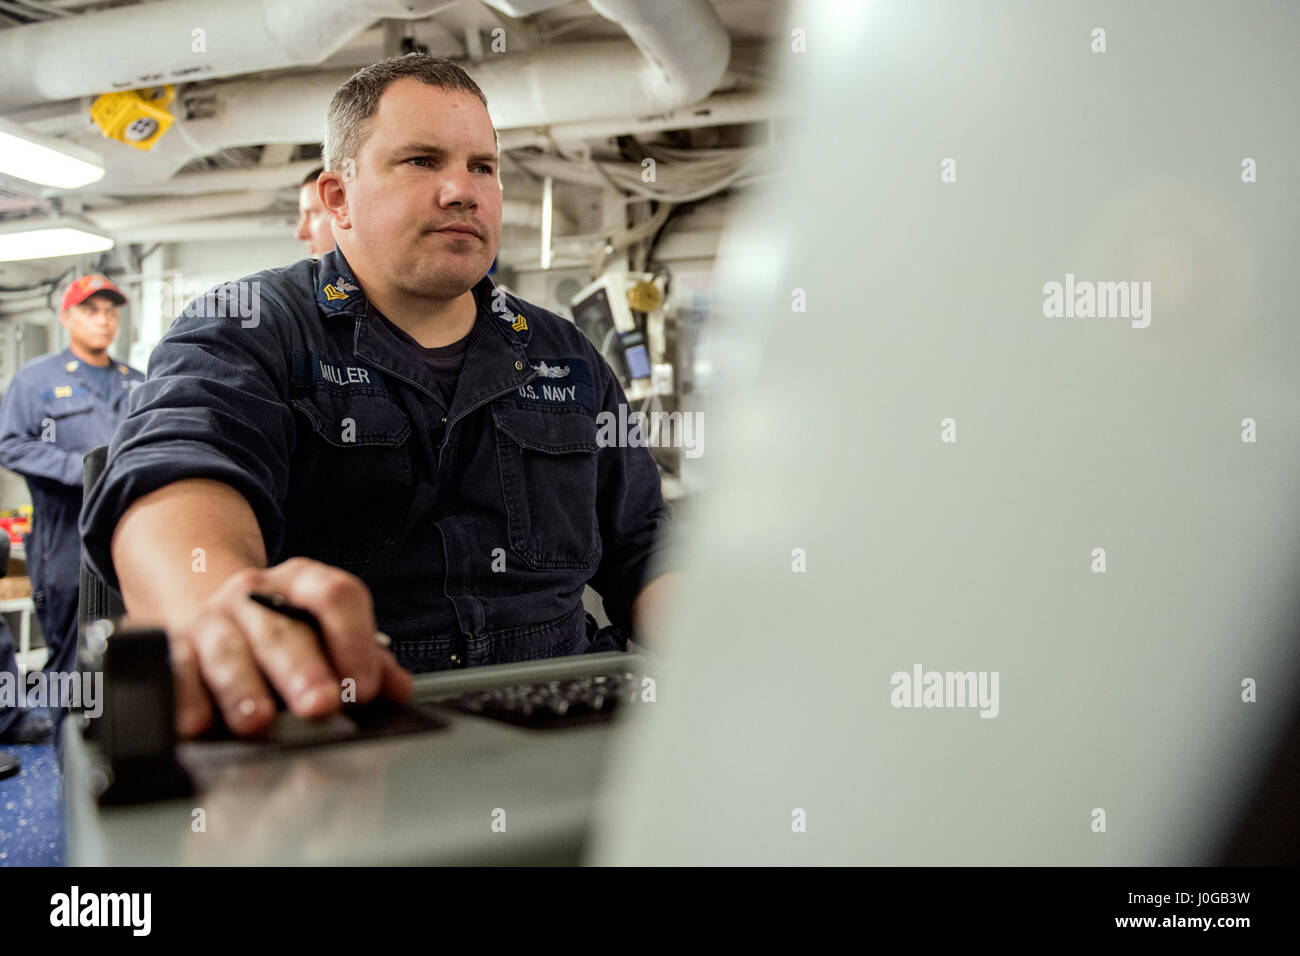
<box><xmin>61</xmin><ymin>274</ymin><xmax>127</xmax><ymax>311</ymax></box>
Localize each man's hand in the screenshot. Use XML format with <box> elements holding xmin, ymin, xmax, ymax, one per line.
<box><xmin>165</xmin><ymin>557</ymin><xmax>412</xmax><ymax>738</ymax></box>
<box><xmin>109</xmin><ymin>480</ymin><xmax>413</xmax><ymax>738</ymax></box>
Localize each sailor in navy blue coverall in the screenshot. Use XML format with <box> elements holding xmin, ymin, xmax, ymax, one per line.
<box><xmin>82</xmin><ymin>246</ymin><xmax>671</xmax><ymax>673</ymax></box>
<box><xmin>0</xmin><ymin>275</ymin><xmax>143</xmax><ymax>736</ymax></box>
<box><xmin>79</xmin><ymin>57</ymin><xmax>676</xmax><ymax>739</ymax></box>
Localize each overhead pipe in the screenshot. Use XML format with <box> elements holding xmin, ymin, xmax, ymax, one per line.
<box><xmin>0</xmin><ymin>0</ymin><xmax>460</xmax><ymax>111</ymax></box>
<box><xmin>497</xmin><ymin>90</ymin><xmax>779</xmax><ymax>150</ymax></box>
<box><xmin>91</xmin><ymin>159</ymin><xmax>324</xmax><ymax>197</ymax></box>
<box><xmin>69</xmin><ymin>0</ymin><xmax>730</xmax><ymax>191</ymax></box>
<box><xmin>85</xmin><ymin>191</ymin><xmax>279</xmax><ymax>231</ymax></box>
<box><xmin>586</xmin><ymin>0</ymin><xmax>730</xmax><ymax>111</ymax></box>
<box><xmin>482</xmin><ymin>0</ymin><xmax>734</xmax><ymax>111</ymax></box>
<box><xmin>92</xmin><ymin>195</ymin><xmax>569</xmax><ymax>243</ymax></box>
<box><xmin>86</xmin><ymin>90</ymin><xmax>777</xmax><ymax>199</ymax></box>
<box><xmin>107</xmin><ymin>214</ymin><xmax>297</xmax><ymax>244</ymax></box>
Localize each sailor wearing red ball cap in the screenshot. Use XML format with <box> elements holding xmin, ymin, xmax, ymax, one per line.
<box><xmin>0</xmin><ymin>274</ymin><xmax>144</xmax><ymax>740</ymax></box>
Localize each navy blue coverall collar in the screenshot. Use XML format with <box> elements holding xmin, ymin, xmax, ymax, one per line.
<box><xmin>60</xmin><ymin>348</ymin><xmax>133</xmax><ymax>403</ymax></box>
<box><xmin>314</xmin><ymin>248</ymin><xmax>538</xmax><ymax>419</ymax></box>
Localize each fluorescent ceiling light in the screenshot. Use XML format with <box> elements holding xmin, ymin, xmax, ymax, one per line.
<box><xmin>0</xmin><ymin>116</ymin><xmax>105</xmax><ymax>189</ymax></box>
<box><xmin>0</xmin><ymin>218</ymin><xmax>114</xmax><ymax>261</ymax></box>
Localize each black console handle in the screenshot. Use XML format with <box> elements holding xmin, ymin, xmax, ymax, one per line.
<box><xmin>94</xmin><ymin>625</ymin><xmax>193</xmax><ymax>806</ymax></box>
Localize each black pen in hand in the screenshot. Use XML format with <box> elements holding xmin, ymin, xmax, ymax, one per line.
<box><xmin>243</xmin><ymin>587</ymin><xmax>395</xmax><ymax>728</ymax></box>
<box><xmin>247</xmin><ymin>591</ymin><xmax>391</xmax><ymax>648</ymax></box>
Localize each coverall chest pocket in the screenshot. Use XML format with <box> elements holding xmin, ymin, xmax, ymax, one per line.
<box><xmin>44</xmin><ymin>393</ymin><xmax>96</xmax><ymax>448</ymax></box>
<box><xmin>491</xmin><ymin>403</ymin><xmax>600</xmax><ymax>570</ymax></box>
<box><xmin>288</xmin><ymin>389</ymin><xmax>413</xmax><ymax>567</ymax></box>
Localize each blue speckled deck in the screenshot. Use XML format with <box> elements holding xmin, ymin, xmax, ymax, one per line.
<box><xmin>0</xmin><ymin>739</ymin><xmax>66</xmax><ymax>866</ymax></box>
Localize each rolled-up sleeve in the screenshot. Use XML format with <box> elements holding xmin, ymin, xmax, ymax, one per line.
<box><xmin>80</xmin><ymin>282</ymin><xmax>296</xmax><ymax>591</ymax></box>
<box><xmin>587</xmin><ymin>363</ymin><xmax>677</xmax><ymax>634</ymax></box>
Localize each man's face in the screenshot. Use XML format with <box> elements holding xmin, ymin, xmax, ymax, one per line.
<box><xmin>61</xmin><ymin>292</ymin><xmax>119</xmax><ymax>352</ymax></box>
<box><xmin>296</xmin><ymin>180</ymin><xmax>334</xmax><ymax>257</ymax></box>
<box><xmin>326</xmin><ymin>79</ymin><xmax>502</xmax><ymax>300</ymax></box>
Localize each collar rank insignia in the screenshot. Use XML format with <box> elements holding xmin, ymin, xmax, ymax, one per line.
<box><xmin>322</xmin><ymin>275</ymin><xmax>359</xmax><ymax>302</ymax></box>
<box><xmin>511</xmin><ymin>312</ymin><xmax>527</xmax><ymax>332</ymax></box>
<box><xmin>65</xmin><ymin>360</ymin><xmax>78</xmax><ymax>372</ymax></box>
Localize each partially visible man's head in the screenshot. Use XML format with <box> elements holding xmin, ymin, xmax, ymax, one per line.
<box><xmin>59</xmin><ymin>274</ymin><xmax>126</xmax><ymax>356</ymax></box>
<box><xmin>296</xmin><ymin>166</ymin><xmax>334</xmax><ymax>257</ymax></box>
<box><xmin>319</xmin><ymin>54</ymin><xmax>502</xmax><ymax>300</ymax></box>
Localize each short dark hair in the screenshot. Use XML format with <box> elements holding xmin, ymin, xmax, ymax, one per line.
<box><xmin>322</xmin><ymin>54</ymin><xmax>495</xmax><ymax>172</ymax></box>
<box><xmin>300</xmin><ymin>166</ymin><xmax>324</xmax><ymax>187</ymax></box>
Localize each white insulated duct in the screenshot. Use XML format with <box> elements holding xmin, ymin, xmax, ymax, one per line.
<box><xmin>107</xmin><ymin>214</ymin><xmax>296</xmax><ymax>244</ymax></box>
<box><xmin>93</xmin><ymin>159</ymin><xmax>324</xmax><ymax>197</ymax></box>
<box><xmin>92</xmin><ymin>195</ymin><xmax>566</xmax><ymax>243</ymax></box>
<box><xmin>12</xmin><ymin>0</ymin><xmax>733</xmax><ymax>247</ymax></box>
<box><xmin>90</xmin><ymin>92</ymin><xmax>776</xmax><ymax>196</ymax></box>
<box><xmin>478</xmin><ymin>0</ymin><xmax>572</xmax><ymax>15</ymax></box>
<box><xmin>176</xmin><ymin>70</ymin><xmax>356</xmax><ymax>153</ymax></box>
<box><xmin>497</xmin><ymin>90</ymin><xmax>778</xmax><ymax>150</ymax></box>
<box><xmin>0</xmin><ymin>0</ymin><xmax>459</xmax><ymax>111</ymax></box>
<box><xmin>0</xmin><ymin>295</ymin><xmax>52</xmax><ymax>316</ymax></box>
<box><xmin>144</xmin><ymin>3</ymin><xmax>730</xmax><ymax>157</ymax></box>
<box><xmin>485</xmin><ymin>0</ymin><xmax>737</xmax><ymax>101</ymax></box>
<box><xmin>587</xmin><ymin>0</ymin><xmax>730</xmax><ymax>112</ymax></box>
<box><xmin>85</xmin><ymin>191</ymin><xmax>279</xmax><ymax>231</ymax></box>
<box><xmin>69</xmin><ymin>0</ymin><xmax>730</xmax><ymax>192</ymax></box>
<box><xmin>162</xmin><ymin>19</ymin><xmax>733</xmax><ymax>157</ymax></box>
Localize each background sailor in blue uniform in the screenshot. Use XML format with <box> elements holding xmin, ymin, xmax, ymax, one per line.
<box><xmin>0</xmin><ymin>274</ymin><xmax>144</xmax><ymax>694</ymax></box>
<box><xmin>79</xmin><ymin>55</ymin><xmax>677</xmax><ymax>740</ymax></box>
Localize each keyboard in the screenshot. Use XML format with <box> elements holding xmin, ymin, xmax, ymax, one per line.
<box><xmin>447</xmin><ymin>669</ymin><xmax>644</xmax><ymax>728</ymax></box>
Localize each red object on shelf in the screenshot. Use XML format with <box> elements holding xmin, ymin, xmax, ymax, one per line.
<box><xmin>0</xmin><ymin>517</ymin><xmax>29</xmax><ymax>544</ymax></box>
